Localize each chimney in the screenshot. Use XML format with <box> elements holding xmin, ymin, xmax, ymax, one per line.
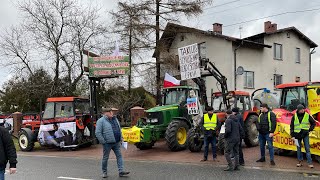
<box><xmin>264</xmin><ymin>21</ymin><xmax>277</xmax><ymax>33</ymax></box>
<box><xmin>213</xmin><ymin>23</ymin><xmax>223</xmax><ymax>34</ymax></box>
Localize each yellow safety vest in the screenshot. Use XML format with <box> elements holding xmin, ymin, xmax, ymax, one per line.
<box><xmin>294</xmin><ymin>113</ymin><xmax>310</xmax><ymax>133</ymax></box>
<box><xmin>204</xmin><ymin>113</ymin><xmax>217</xmax><ymax>130</ymax></box>
<box><xmin>258</xmin><ymin>112</ymin><xmax>271</xmax><ymax>131</ymax></box>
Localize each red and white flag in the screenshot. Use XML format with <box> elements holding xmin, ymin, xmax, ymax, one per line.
<box><xmin>164</xmin><ymin>73</ymin><xmax>180</xmax><ymax>88</ymax></box>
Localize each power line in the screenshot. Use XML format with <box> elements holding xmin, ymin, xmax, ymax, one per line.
<box><xmin>203</xmin><ymin>0</ymin><xmax>241</xmax><ymax>10</ymax></box>
<box><xmin>224</xmin><ymin>6</ymin><xmax>320</xmax><ymax>27</ymax></box>
<box><xmin>200</xmin><ymin>0</ymin><xmax>264</xmax><ymax>17</ymax></box>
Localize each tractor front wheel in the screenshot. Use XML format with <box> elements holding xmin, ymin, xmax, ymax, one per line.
<box><xmin>165</xmin><ymin>120</ymin><xmax>189</xmax><ymax>151</ymax></box>
<box><xmin>135</xmin><ymin>142</ymin><xmax>154</xmax><ymax>150</ymax></box>
<box><xmin>18</xmin><ymin>130</ymin><xmax>34</xmax><ymax>152</ymax></box>
<box><xmin>187</xmin><ymin>128</ymin><xmax>203</xmax><ymax>152</ymax></box>
<box><xmin>217</xmin><ymin>133</ymin><xmax>225</xmax><ymax>155</ymax></box>
<box><xmin>244</xmin><ymin>115</ymin><xmax>259</xmax><ymax>147</ymax></box>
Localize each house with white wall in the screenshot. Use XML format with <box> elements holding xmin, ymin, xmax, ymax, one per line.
<box><xmin>158</xmin><ymin>21</ymin><xmax>317</xmax><ymax>99</ymax></box>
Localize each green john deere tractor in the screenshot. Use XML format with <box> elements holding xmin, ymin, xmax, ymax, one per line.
<box><xmin>122</xmin><ymin>86</ymin><xmax>200</xmax><ymax>151</ymax></box>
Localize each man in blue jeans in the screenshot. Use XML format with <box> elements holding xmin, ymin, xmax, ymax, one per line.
<box><xmin>200</xmin><ymin>107</ymin><xmax>221</xmax><ymax>162</ymax></box>
<box><xmin>256</xmin><ymin>103</ymin><xmax>277</xmax><ymax>165</ymax></box>
<box><xmin>95</xmin><ymin>107</ymin><xmax>130</xmax><ymax>178</ymax></box>
<box><xmin>290</xmin><ymin>104</ymin><xmax>316</xmax><ymax>168</ymax></box>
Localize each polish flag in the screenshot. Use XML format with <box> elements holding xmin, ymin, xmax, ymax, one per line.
<box><xmin>164</xmin><ymin>73</ymin><xmax>180</xmax><ymax>88</ymax></box>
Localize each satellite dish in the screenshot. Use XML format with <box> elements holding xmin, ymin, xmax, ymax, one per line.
<box><xmin>236</xmin><ymin>66</ymin><xmax>245</xmax><ymax>75</ymax></box>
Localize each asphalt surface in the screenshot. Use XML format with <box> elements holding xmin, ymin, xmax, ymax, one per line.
<box><xmin>4</xmin><ymin>155</ymin><xmax>319</xmax><ymax>180</ymax></box>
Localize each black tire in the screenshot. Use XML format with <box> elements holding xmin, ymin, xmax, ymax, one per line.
<box><xmin>217</xmin><ymin>133</ymin><xmax>225</xmax><ymax>155</ymax></box>
<box><xmin>315</xmin><ymin>155</ymin><xmax>320</xmax><ymax>164</ymax></box>
<box><xmin>18</xmin><ymin>130</ymin><xmax>34</xmax><ymax>152</ymax></box>
<box><xmin>135</xmin><ymin>142</ymin><xmax>154</xmax><ymax>150</ymax></box>
<box><xmin>75</xmin><ymin>129</ymin><xmax>83</xmax><ymax>145</ymax></box>
<box><xmin>244</xmin><ymin>115</ymin><xmax>259</xmax><ymax>147</ymax></box>
<box><xmin>275</xmin><ymin>148</ymin><xmax>291</xmax><ymax>156</ymax></box>
<box><xmin>165</xmin><ymin>120</ymin><xmax>189</xmax><ymax>151</ymax></box>
<box><xmin>187</xmin><ymin>128</ymin><xmax>203</xmax><ymax>152</ymax></box>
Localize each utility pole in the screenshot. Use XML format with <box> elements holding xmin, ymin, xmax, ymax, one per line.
<box><xmin>155</xmin><ymin>0</ymin><xmax>161</xmax><ymax>104</ymax></box>
<box><xmin>128</xmin><ymin>15</ymin><xmax>133</xmax><ymax>93</ymax></box>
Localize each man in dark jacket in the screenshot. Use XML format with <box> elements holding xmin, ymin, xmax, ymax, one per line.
<box><xmin>200</xmin><ymin>106</ymin><xmax>221</xmax><ymax>162</ymax></box>
<box><xmin>290</xmin><ymin>104</ymin><xmax>316</xmax><ymax>168</ymax></box>
<box><xmin>256</xmin><ymin>103</ymin><xmax>277</xmax><ymax>165</ymax></box>
<box><xmin>0</xmin><ymin>126</ymin><xmax>17</xmax><ymax>180</ymax></box>
<box><xmin>232</xmin><ymin>107</ymin><xmax>245</xmax><ymax>166</ymax></box>
<box><xmin>224</xmin><ymin>110</ymin><xmax>245</xmax><ymax>171</ymax></box>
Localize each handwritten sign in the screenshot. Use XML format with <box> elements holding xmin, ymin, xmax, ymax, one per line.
<box><xmin>178</xmin><ymin>44</ymin><xmax>201</xmax><ymax>80</ymax></box>
<box><xmin>88</xmin><ymin>56</ymin><xmax>129</xmax><ymax>78</ymax></box>
<box><xmin>187</xmin><ymin>97</ymin><xmax>199</xmax><ymax>115</ymax></box>
<box><xmin>307</xmin><ymin>86</ymin><xmax>320</xmax><ymax>115</ymax></box>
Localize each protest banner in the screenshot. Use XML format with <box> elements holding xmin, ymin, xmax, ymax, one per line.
<box><xmin>187</xmin><ymin>97</ymin><xmax>199</xmax><ymax>115</ymax></box>
<box><xmin>178</xmin><ymin>43</ymin><xmax>201</xmax><ymax>80</ymax></box>
<box><xmin>88</xmin><ymin>56</ymin><xmax>129</xmax><ymax>78</ymax></box>
<box><xmin>272</xmin><ymin>109</ymin><xmax>320</xmax><ymax>156</ymax></box>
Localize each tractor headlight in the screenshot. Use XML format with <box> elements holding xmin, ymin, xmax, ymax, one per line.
<box><xmin>151</xmin><ymin>118</ymin><xmax>158</xmax><ymax>123</ymax></box>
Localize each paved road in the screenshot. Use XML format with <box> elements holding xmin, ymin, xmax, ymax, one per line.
<box><xmin>4</xmin><ymin>155</ymin><xmax>318</xmax><ymax>180</ymax></box>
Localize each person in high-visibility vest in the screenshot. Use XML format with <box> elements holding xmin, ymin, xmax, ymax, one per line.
<box><xmin>200</xmin><ymin>106</ymin><xmax>221</xmax><ymax>162</ymax></box>
<box><xmin>290</xmin><ymin>104</ymin><xmax>316</xmax><ymax>168</ymax></box>
<box><xmin>256</xmin><ymin>103</ymin><xmax>277</xmax><ymax>166</ymax></box>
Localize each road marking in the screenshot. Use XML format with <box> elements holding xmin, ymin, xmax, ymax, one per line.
<box><xmin>57</xmin><ymin>177</ymin><xmax>93</xmax><ymax>180</ymax></box>
<box><xmin>303</xmin><ymin>173</ymin><xmax>319</xmax><ymax>178</ymax></box>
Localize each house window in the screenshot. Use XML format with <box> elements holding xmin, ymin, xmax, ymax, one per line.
<box><xmin>274</xmin><ymin>74</ymin><xmax>283</xmax><ymax>87</ymax></box>
<box><xmin>244</xmin><ymin>71</ymin><xmax>254</xmax><ymax>88</ymax></box>
<box><xmin>296</xmin><ymin>48</ymin><xmax>300</xmax><ymax>63</ymax></box>
<box><xmin>274</xmin><ymin>43</ymin><xmax>283</xmax><ymax>60</ymax></box>
<box><xmin>198</xmin><ymin>42</ymin><xmax>206</xmax><ymax>66</ymax></box>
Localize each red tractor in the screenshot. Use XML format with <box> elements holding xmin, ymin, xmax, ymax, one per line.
<box><xmin>18</xmin><ymin>97</ymin><xmax>96</xmax><ymax>151</ymax></box>
<box><xmin>211</xmin><ymin>90</ymin><xmax>261</xmax><ymax>148</ymax></box>
<box><xmin>271</xmin><ymin>82</ymin><xmax>320</xmax><ymax>161</ymax></box>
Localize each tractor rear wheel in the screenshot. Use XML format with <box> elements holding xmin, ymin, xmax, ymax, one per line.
<box><xmin>165</xmin><ymin>120</ymin><xmax>189</xmax><ymax>151</ymax></box>
<box><xmin>244</xmin><ymin>115</ymin><xmax>259</xmax><ymax>147</ymax></box>
<box><xmin>217</xmin><ymin>133</ymin><xmax>225</xmax><ymax>155</ymax></box>
<box><xmin>18</xmin><ymin>130</ymin><xmax>34</xmax><ymax>152</ymax></box>
<box><xmin>187</xmin><ymin>128</ymin><xmax>203</xmax><ymax>152</ymax></box>
<box><xmin>135</xmin><ymin>142</ymin><xmax>154</xmax><ymax>150</ymax></box>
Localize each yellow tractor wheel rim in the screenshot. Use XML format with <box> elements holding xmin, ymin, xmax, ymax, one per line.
<box><xmin>177</xmin><ymin>127</ymin><xmax>187</xmax><ymax>145</ymax></box>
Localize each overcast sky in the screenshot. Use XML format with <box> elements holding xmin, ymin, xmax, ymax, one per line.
<box><xmin>0</xmin><ymin>0</ymin><xmax>319</xmax><ymax>86</ymax></box>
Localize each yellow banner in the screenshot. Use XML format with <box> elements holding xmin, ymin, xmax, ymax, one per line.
<box><xmin>121</xmin><ymin>126</ymin><xmax>142</xmax><ymax>143</ymax></box>
<box><xmin>307</xmin><ymin>86</ymin><xmax>320</xmax><ymax>115</ymax></box>
<box><xmin>273</xmin><ymin>122</ymin><xmax>320</xmax><ymax>156</ymax></box>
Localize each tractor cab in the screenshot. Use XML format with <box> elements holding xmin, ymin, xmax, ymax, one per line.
<box><xmin>162</xmin><ymin>86</ymin><xmax>200</xmax><ymax>106</ymax></box>
<box><xmin>18</xmin><ymin>96</ymin><xmax>95</xmax><ymax>151</ymax></box>
<box><xmin>277</xmin><ymin>82</ymin><xmax>320</xmax><ymax>122</ymax></box>
<box><xmin>42</xmin><ymin>97</ymin><xmax>91</xmax><ymax>124</ymax></box>
<box><xmin>211</xmin><ymin>91</ymin><xmax>252</xmax><ymax>112</ymax></box>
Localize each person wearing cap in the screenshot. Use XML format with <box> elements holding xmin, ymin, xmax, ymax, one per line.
<box><xmin>95</xmin><ymin>107</ymin><xmax>130</xmax><ymax>178</ymax></box>
<box><xmin>256</xmin><ymin>103</ymin><xmax>277</xmax><ymax>165</ymax></box>
<box><xmin>200</xmin><ymin>106</ymin><xmax>221</xmax><ymax>162</ymax></box>
<box><xmin>290</xmin><ymin>104</ymin><xmax>316</xmax><ymax>168</ymax></box>
<box><xmin>224</xmin><ymin>110</ymin><xmax>245</xmax><ymax>171</ymax></box>
<box><xmin>232</xmin><ymin>107</ymin><xmax>245</xmax><ymax>166</ymax></box>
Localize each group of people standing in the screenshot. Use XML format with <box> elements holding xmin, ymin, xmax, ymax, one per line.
<box><xmin>200</xmin><ymin>103</ymin><xmax>316</xmax><ymax>171</ymax></box>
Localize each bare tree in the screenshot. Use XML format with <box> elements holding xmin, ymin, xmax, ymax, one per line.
<box><xmin>110</xmin><ymin>0</ymin><xmax>212</xmax><ymax>104</ymax></box>
<box><xmin>0</xmin><ymin>0</ymin><xmax>110</xmax><ymax>96</ymax></box>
